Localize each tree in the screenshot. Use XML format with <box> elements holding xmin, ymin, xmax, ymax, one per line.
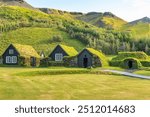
<box><xmin>131</xmin><ymin>42</ymin><xmax>136</xmax><ymax>51</ymax></box>
<box><xmin>126</xmin><ymin>42</ymin><xmax>131</xmax><ymax>51</ymax></box>
<box><xmin>145</xmin><ymin>44</ymin><xmax>149</xmax><ymax>53</ymax></box>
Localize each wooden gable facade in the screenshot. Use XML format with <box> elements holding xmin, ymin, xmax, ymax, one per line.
<box><xmin>77</xmin><ymin>48</ymin><xmax>108</xmax><ymax>68</ymax></box>
<box><xmin>2</xmin><ymin>44</ymin><xmax>19</xmax><ymax>65</ymax></box>
<box><xmin>2</xmin><ymin>44</ymin><xmax>40</xmax><ymax>66</ymax></box>
<box><xmin>49</xmin><ymin>44</ymin><xmax>78</xmax><ymax>62</ymax></box>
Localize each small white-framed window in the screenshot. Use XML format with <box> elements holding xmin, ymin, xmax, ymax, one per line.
<box><xmin>6</xmin><ymin>56</ymin><xmax>11</xmax><ymax>63</ymax></box>
<box><xmin>9</xmin><ymin>49</ymin><xmax>14</xmax><ymax>54</ymax></box>
<box><xmin>55</xmin><ymin>53</ymin><xmax>63</xmax><ymax>61</ymax></box>
<box><xmin>6</xmin><ymin>56</ymin><xmax>17</xmax><ymax>63</ymax></box>
<box><xmin>12</xmin><ymin>56</ymin><xmax>17</xmax><ymax>63</ymax></box>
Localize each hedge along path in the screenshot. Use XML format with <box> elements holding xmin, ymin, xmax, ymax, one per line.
<box><xmin>15</xmin><ymin>69</ymin><xmax>116</xmax><ymax>77</ymax></box>
<box><xmin>102</xmin><ymin>70</ymin><xmax>150</xmax><ymax>80</ymax></box>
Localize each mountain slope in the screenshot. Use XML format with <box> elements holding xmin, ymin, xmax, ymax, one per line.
<box><xmin>76</xmin><ymin>12</ymin><xmax>127</xmax><ymax>29</ymax></box>
<box><xmin>0</xmin><ymin>0</ymin><xmax>34</xmax><ymax>9</ymax></box>
<box><xmin>121</xmin><ymin>17</ymin><xmax>150</xmax><ymax>39</ymax></box>
<box><xmin>0</xmin><ymin>6</ymin><xmax>102</xmax><ymax>55</ymax></box>
<box><xmin>129</xmin><ymin>17</ymin><xmax>150</xmax><ymax>25</ymax></box>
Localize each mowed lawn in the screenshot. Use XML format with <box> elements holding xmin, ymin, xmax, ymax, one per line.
<box><xmin>0</xmin><ymin>67</ymin><xmax>150</xmax><ymax>100</ymax></box>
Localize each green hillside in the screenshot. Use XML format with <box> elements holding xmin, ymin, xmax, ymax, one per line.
<box><xmin>0</xmin><ymin>6</ymin><xmax>94</xmax><ymax>55</ymax></box>
<box><xmin>121</xmin><ymin>22</ymin><xmax>150</xmax><ymax>39</ymax></box>
<box><xmin>0</xmin><ymin>5</ymin><xmax>149</xmax><ymax>55</ymax></box>
<box><xmin>76</xmin><ymin>12</ymin><xmax>127</xmax><ymax>29</ymax></box>
<box><xmin>0</xmin><ymin>0</ymin><xmax>34</xmax><ymax>9</ymax></box>
<box><xmin>0</xmin><ymin>27</ymin><xmax>85</xmax><ymax>55</ymax></box>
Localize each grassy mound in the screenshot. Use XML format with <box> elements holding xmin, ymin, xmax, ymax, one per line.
<box><xmin>110</xmin><ymin>52</ymin><xmax>150</xmax><ymax>68</ymax></box>
<box><xmin>112</xmin><ymin>52</ymin><xmax>149</xmax><ymax>61</ymax></box>
<box><xmin>120</xmin><ymin>57</ymin><xmax>142</xmax><ymax>69</ymax></box>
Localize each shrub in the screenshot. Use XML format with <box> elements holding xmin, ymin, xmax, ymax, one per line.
<box><xmin>63</xmin><ymin>56</ymin><xmax>77</xmax><ymax>67</ymax></box>
<box><xmin>140</xmin><ymin>61</ymin><xmax>150</xmax><ymax>67</ymax></box>
<box><xmin>18</xmin><ymin>56</ymin><xmax>40</xmax><ymax>67</ymax></box>
<box><xmin>48</xmin><ymin>61</ymin><xmax>64</xmax><ymax>66</ymax></box>
<box><xmin>40</xmin><ymin>57</ymin><xmax>49</xmax><ymax>67</ymax></box>
<box><xmin>50</xmin><ymin>35</ymin><xmax>63</xmax><ymax>43</ymax></box>
<box><xmin>109</xmin><ymin>60</ymin><xmax>122</xmax><ymax>67</ymax></box>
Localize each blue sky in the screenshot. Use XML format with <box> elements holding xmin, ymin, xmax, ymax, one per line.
<box><xmin>26</xmin><ymin>0</ymin><xmax>150</xmax><ymax>22</ymax></box>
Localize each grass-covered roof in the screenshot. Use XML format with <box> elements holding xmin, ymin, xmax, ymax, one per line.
<box><xmin>12</xmin><ymin>44</ymin><xmax>40</xmax><ymax>58</ymax></box>
<box><xmin>86</xmin><ymin>48</ymin><xmax>108</xmax><ymax>66</ymax></box>
<box><xmin>59</xmin><ymin>44</ymin><xmax>78</xmax><ymax>56</ymax></box>
<box><xmin>112</xmin><ymin>52</ymin><xmax>150</xmax><ymax>61</ymax></box>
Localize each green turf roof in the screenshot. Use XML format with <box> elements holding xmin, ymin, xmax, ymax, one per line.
<box><xmin>112</xmin><ymin>52</ymin><xmax>150</xmax><ymax>61</ymax></box>
<box><xmin>86</xmin><ymin>48</ymin><xmax>108</xmax><ymax>66</ymax></box>
<box><xmin>59</xmin><ymin>44</ymin><xmax>78</xmax><ymax>56</ymax></box>
<box><xmin>12</xmin><ymin>44</ymin><xmax>40</xmax><ymax>58</ymax></box>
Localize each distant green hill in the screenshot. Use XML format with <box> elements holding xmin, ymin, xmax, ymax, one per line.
<box><xmin>0</xmin><ymin>6</ymin><xmax>105</xmax><ymax>55</ymax></box>
<box><xmin>38</xmin><ymin>9</ymin><xmax>127</xmax><ymax>30</ymax></box>
<box><xmin>0</xmin><ymin>0</ymin><xmax>34</xmax><ymax>9</ymax></box>
<box><xmin>121</xmin><ymin>17</ymin><xmax>150</xmax><ymax>39</ymax></box>
<box><xmin>0</xmin><ymin>3</ymin><xmax>149</xmax><ymax>55</ymax></box>
<box><xmin>129</xmin><ymin>17</ymin><xmax>150</xmax><ymax>25</ymax></box>
<box><xmin>0</xmin><ymin>6</ymin><xmax>88</xmax><ymax>55</ymax></box>
<box><xmin>75</xmin><ymin>12</ymin><xmax>127</xmax><ymax>29</ymax></box>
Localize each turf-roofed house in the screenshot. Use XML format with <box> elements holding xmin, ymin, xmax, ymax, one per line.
<box><xmin>110</xmin><ymin>52</ymin><xmax>150</xmax><ymax>69</ymax></box>
<box><xmin>77</xmin><ymin>48</ymin><xmax>108</xmax><ymax>68</ymax></box>
<box><xmin>2</xmin><ymin>44</ymin><xmax>40</xmax><ymax>66</ymax></box>
<box><xmin>49</xmin><ymin>44</ymin><xmax>78</xmax><ymax>62</ymax></box>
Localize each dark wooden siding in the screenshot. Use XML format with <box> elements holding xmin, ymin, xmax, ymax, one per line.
<box><xmin>77</xmin><ymin>49</ymin><xmax>93</xmax><ymax>67</ymax></box>
<box><xmin>2</xmin><ymin>44</ymin><xmax>19</xmax><ymax>65</ymax></box>
<box><xmin>49</xmin><ymin>45</ymin><xmax>68</xmax><ymax>60</ymax></box>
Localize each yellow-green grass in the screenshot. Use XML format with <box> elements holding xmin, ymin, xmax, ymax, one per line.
<box><xmin>102</xmin><ymin>17</ymin><xmax>127</xmax><ymax>29</ymax></box>
<box><xmin>0</xmin><ymin>67</ymin><xmax>150</xmax><ymax>100</ymax></box>
<box><xmin>106</xmin><ymin>55</ymin><xmax>117</xmax><ymax>61</ymax></box>
<box><xmin>134</xmin><ymin>70</ymin><xmax>150</xmax><ymax>76</ymax></box>
<box><xmin>0</xmin><ymin>27</ymin><xmax>85</xmax><ymax>55</ymax></box>
<box><xmin>121</xmin><ymin>23</ymin><xmax>150</xmax><ymax>39</ymax></box>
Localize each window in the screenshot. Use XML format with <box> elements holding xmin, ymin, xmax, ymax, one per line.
<box><xmin>9</xmin><ymin>49</ymin><xmax>14</xmax><ymax>54</ymax></box>
<box><xmin>55</xmin><ymin>53</ymin><xmax>63</xmax><ymax>61</ymax></box>
<box><xmin>12</xmin><ymin>56</ymin><xmax>17</xmax><ymax>63</ymax></box>
<box><xmin>6</xmin><ymin>56</ymin><xmax>17</xmax><ymax>63</ymax></box>
<box><xmin>6</xmin><ymin>56</ymin><xmax>11</xmax><ymax>63</ymax></box>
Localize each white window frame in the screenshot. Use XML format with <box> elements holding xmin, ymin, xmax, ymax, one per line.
<box><xmin>12</xmin><ymin>56</ymin><xmax>17</xmax><ymax>63</ymax></box>
<box><xmin>6</xmin><ymin>56</ymin><xmax>17</xmax><ymax>64</ymax></box>
<box><xmin>6</xmin><ymin>56</ymin><xmax>11</xmax><ymax>63</ymax></box>
<box><xmin>55</xmin><ymin>53</ymin><xmax>63</xmax><ymax>61</ymax></box>
<box><xmin>9</xmin><ymin>49</ymin><xmax>14</xmax><ymax>54</ymax></box>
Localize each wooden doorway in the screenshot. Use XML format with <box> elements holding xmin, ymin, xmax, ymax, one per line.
<box><xmin>83</xmin><ymin>58</ymin><xmax>88</xmax><ymax>68</ymax></box>
<box><xmin>30</xmin><ymin>57</ymin><xmax>36</xmax><ymax>67</ymax></box>
<box><xmin>128</xmin><ymin>60</ymin><xmax>133</xmax><ymax>69</ymax></box>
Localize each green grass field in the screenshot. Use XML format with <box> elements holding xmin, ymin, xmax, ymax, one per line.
<box><xmin>0</xmin><ymin>67</ymin><xmax>150</xmax><ymax>100</ymax></box>
<box><xmin>134</xmin><ymin>70</ymin><xmax>150</xmax><ymax>76</ymax></box>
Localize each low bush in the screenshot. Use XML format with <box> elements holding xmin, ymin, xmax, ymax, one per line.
<box><xmin>16</xmin><ymin>69</ymin><xmax>117</xmax><ymax>76</ymax></box>
<box><xmin>140</xmin><ymin>61</ymin><xmax>150</xmax><ymax>67</ymax></box>
<box><xmin>48</xmin><ymin>61</ymin><xmax>64</xmax><ymax>66</ymax></box>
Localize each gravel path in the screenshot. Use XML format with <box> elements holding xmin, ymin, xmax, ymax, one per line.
<box><xmin>102</xmin><ymin>70</ymin><xmax>150</xmax><ymax>80</ymax></box>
